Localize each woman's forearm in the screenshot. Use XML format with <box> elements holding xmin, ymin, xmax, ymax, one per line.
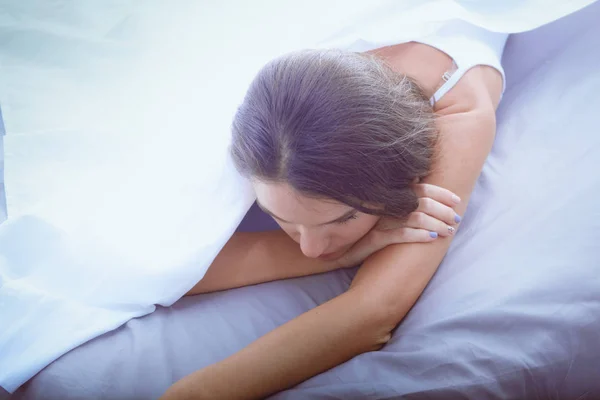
<box><xmin>163</xmin><ymin>236</ymin><xmax>453</xmax><ymax>400</ymax></box>
<box><xmin>187</xmin><ymin>230</ymin><xmax>337</xmax><ymax>295</ymax></box>
<box><xmin>164</xmin><ymin>235</ymin><xmax>459</xmax><ymax>400</ymax></box>
<box><xmin>162</xmin><ymin>287</ymin><xmax>389</xmax><ymax>400</ymax></box>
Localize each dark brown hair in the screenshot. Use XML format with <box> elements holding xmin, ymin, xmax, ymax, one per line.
<box><xmin>231</xmin><ymin>49</ymin><xmax>437</xmax><ymax>219</ymax></box>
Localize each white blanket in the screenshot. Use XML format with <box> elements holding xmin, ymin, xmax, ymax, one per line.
<box><xmin>0</xmin><ymin>0</ymin><xmax>595</xmax><ymax>392</ymax></box>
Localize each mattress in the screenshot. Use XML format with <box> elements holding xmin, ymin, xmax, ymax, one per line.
<box><xmin>8</xmin><ymin>2</ymin><xmax>600</xmax><ymax>399</ymax></box>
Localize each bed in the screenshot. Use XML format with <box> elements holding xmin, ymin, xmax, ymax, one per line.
<box><xmin>3</xmin><ymin>2</ymin><xmax>600</xmax><ymax>399</ymax></box>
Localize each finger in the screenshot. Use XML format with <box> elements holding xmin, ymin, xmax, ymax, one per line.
<box><xmin>412</xmin><ymin>183</ymin><xmax>461</xmax><ymax>207</ymax></box>
<box><xmin>387</xmin><ymin>227</ymin><xmax>439</xmax><ymax>244</ymax></box>
<box><xmin>417</xmin><ymin>197</ymin><xmax>462</xmax><ymax>226</ymax></box>
<box><xmin>404</xmin><ymin>212</ymin><xmax>455</xmax><ymax>237</ymax></box>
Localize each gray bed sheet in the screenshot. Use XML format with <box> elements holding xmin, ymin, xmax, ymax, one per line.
<box><xmin>10</xmin><ymin>3</ymin><xmax>600</xmax><ymax>399</ymax></box>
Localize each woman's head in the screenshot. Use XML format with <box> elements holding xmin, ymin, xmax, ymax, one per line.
<box><xmin>231</xmin><ymin>49</ymin><xmax>437</xmax><ymax>259</ymax></box>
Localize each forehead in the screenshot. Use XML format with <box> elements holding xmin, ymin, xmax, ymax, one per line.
<box><xmin>253</xmin><ymin>181</ymin><xmax>351</xmax><ymax>225</ymax></box>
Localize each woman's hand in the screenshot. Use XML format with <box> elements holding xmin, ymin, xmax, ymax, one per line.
<box><xmin>335</xmin><ymin>183</ymin><xmax>461</xmax><ymax>269</ymax></box>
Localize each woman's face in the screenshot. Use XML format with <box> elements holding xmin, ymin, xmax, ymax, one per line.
<box><xmin>253</xmin><ymin>181</ymin><xmax>381</xmax><ymax>260</ymax></box>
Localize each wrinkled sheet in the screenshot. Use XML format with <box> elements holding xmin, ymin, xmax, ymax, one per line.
<box><xmin>1</xmin><ymin>0</ymin><xmax>598</xmax><ymax>394</ymax></box>
<box><xmin>11</xmin><ymin>2</ymin><xmax>600</xmax><ymax>399</ymax></box>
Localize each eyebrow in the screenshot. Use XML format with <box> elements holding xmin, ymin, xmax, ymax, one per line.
<box><xmin>256</xmin><ymin>200</ymin><xmax>357</xmax><ymax>226</ymax></box>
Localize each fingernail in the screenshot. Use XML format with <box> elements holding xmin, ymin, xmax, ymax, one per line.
<box><xmin>452</xmin><ymin>195</ymin><xmax>461</xmax><ymax>204</ymax></box>
<box><xmin>448</xmin><ymin>226</ymin><xmax>456</xmax><ymax>235</ymax></box>
<box><xmin>429</xmin><ymin>232</ymin><xmax>438</xmax><ymax>239</ymax></box>
<box><xmin>454</xmin><ymin>214</ymin><xmax>462</xmax><ymax>223</ymax></box>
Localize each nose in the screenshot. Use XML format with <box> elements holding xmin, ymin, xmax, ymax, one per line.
<box><xmin>299</xmin><ymin>229</ymin><xmax>329</xmax><ymax>258</ymax></box>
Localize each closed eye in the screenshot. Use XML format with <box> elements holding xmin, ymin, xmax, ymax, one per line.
<box><xmin>336</xmin><ymin>213</ymin><xmax>358</xmax><ymax>225</ymax></box>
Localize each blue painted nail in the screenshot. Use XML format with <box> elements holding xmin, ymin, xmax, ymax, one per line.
<box><xmin>429</xmin><ymin>232</ymin><xmax>438</xmax><ymax>239</ymax></box>
<box><xmin>454</xmin><ymin>214</ymin><xmax>462</xmax><ymax>223</ymax></box>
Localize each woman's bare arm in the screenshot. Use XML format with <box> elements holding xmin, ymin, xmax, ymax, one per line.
<box><xmin>161</xmin><ymin>53</ymin><xmax>503</xmax><ymax>398</ymax></box>
<box><xmin>186</xmin><ymin>230</ymin><xmax>338</xmax><ymax>295</ymax></box>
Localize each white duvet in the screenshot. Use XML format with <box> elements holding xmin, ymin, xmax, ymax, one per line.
<box><xmin>0</xmin><ymin>0</ymin><xmax>596</xmax><ymax>392</ymax></box>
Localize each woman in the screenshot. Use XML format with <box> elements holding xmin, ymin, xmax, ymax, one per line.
<box><xmin>161</xmin><ymin>26</ymin><xmax>505</xmax><ymax>399</ymax></box>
